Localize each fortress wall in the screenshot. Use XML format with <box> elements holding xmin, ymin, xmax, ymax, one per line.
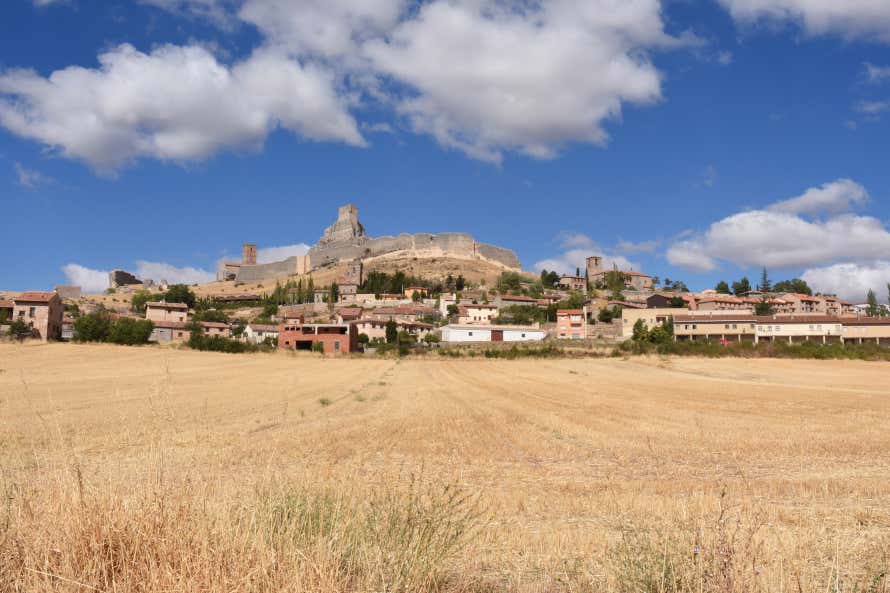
<box><xmin>476</xmin><ymin>242</ymin><xmax>521</xmax><ymax>269</ymax></box>
<box><xmin>236</xmin><ymin>257</ymin><xmax>300</xmax><ymax>282</ymax></box>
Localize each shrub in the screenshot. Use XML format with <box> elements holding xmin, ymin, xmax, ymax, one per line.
<box><xmin>107</xmin><ymin>317</ymin><xmax>154</xmax><ymax>345</ymax></box>
<box><xmin>73</xmin><ymin>312</ymin><xmax>114</xmax><ymax>342</ymax></box>
<box><xmin>312</xmin><ymin>341</ymin><xmax>325</xmax><ymax>353</ymax></box>
<box><xmin>7</xmin><ymin>318</ymin><xmax>32</xmax><ymax>340</ymax></box>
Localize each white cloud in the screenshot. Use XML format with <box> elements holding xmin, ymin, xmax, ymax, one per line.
<box><xmin>0</xmin><ymin>44</ymin><xmax>364</xmax><ymax>172</ymax></box>
<box><xmin>364</xmin><ymin>0</ymin><xmax>674</xmax><ymax>163</ymax></box>
<box><xmin>135</xmin><ymin>260</ymin><xmax>215</xmax><ymax>285</ymax></box>
<box><xmin>865</xmin><ymin>62</ymin><xmax>890</xmax><ymax>83</ymax></box>
<box><xmin>768</xmin><ymin>178</ymin><xmax>868</xmax><ymax>215</ymax></box>
<box><xmin>139</xmin><ymin>0</ymin><xmax>238</xmax><ymax>28</ymax></box>
<box><xmin>717</xmin><ymin>0</ymin><xmax>890</xmax><ymax>42</ymax></box>
<box><xmin>17</xmin><ymin>0</ymin><xmax>695</xmax><ymax>169</ymax></box>
<box><xmin>13</xmin><ymin>162</ymin><xmax>53</xmax><ymax>188</ymax></box>
<box><xmin>62</xmin><ymin>263</ymin><xmax>109</xmax><ymax>293</ymax></box>
<box><xmin>534</xmin><ymin>233</ymin><xmax>639</xmax><ymax>276</ymax></box>
<box><xmin>666</xmin><ymin>178</ymin><xmax>890</xmax><ymax>272</ymax></box>
<box><xmin>616</xmin><ymin>239</ymin><xmax>660</xmax><ymax>254</ymax></box>
<box><xmin>239</xmin><ymin>0</ymin><xmax>406</xmax><ymax>61</ymax></box>
<box><xmin>256</xmin><ymin>243</ymin><xmax>310</xmax><ymax>263</ymax></box>
<box><xmin>856</xmin><ymin>100</ymin><xmax>890</xmax><ymax>114</ymax></box>
<box><xmin>801</xmin><ymin>262</ymin><xmax>890</xmax><ymax>302</ymax></box>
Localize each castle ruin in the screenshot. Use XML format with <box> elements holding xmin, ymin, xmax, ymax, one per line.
<box><xmin>219</xmin><ymin>204</ymin><xmax>520</xmax><ymax>282</ymax></box>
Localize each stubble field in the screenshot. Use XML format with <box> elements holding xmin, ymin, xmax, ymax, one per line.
<box><xmin>1</xmin><ymin>343</ymin><xmax>889</xmax><ymax>592</ymax></box>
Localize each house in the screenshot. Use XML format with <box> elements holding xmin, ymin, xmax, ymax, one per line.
<box><xmin>12</xmin><ymin>292</ymin><xmax>64</xmax><ymax>340</ymax></box>
<box><xmin>145</xmin><ymin>301</ymin><xmax>189</xmax><ymax>323</ymax></box>
<box><xmin>645</xmin><ymin>293</ymin><xmax>678</xmax><ymax>309</ymax></box>
<box><xmin>841</xmin><ymin>318</ymin><xmax>890</xmax><ymax>344</ymax></box>
<box><xmin>777</xmin><ymin>293</ymin><xmax>826</xmax><ymax>315</ymax></box>
<box><xmin>200</xmin><ymin>321</ymin><xmax>231</xmax><ymax>338</ymax></box>
<box><xmin>278</xmin><ymin>321</ymin><xmax>358</xmax><ymax>355</ymax></box>
<box><xmin>696</xmin><ymin>296</ymin><xmax>754</xmax><ymax>313</ymax></box>
<box><xmin>370</xmin><ymin>304</ymin><xmax>435</xmax><ymax>323</ymax></box>
<box><xmin>439</xmin><ymin>293</ymin><xmax>457</xmax><ymax>317</ymax></box>
<box><xmin>335</xmin><ymin>307</ymin><xmax>363</xmax><ymax>323</ymax></box>
<box><xmin>440</xmin><ymin>325</ymin><xmax>546</xmax><ymax>343</ymax></box>
<box><xmin>0</xmin><ymin>299</ymin><xmax>13</xmax><ymax>323</ymax></box>
<box><xmin>620</xmin><ymin>307</ymin><xmax>686</xmax><ymax>338</ymax></box>
<box><xmin>404</xmin><ymin>286</ymin><xmax>426</xmax><ymax>300</ymax></box>
<box><xmin>149</xmin><ymin>321</ymin><xmax>191</xmax><ymax>343</ymax></box>
<box><xmin>557</xmin><ymin>275</ymin><xmax>586</xmax><ymax>291</ymax></box>
<box><xmin>337</xmin><ymin>283</ymin><xmax>359</xmax><ymax>303</ymax></box>
<box><xmin>353</xmin><ymin>318</ymin><xmax>433</xmax><ymax>342</ymax></box>
<box><xmin>586</xmin><ymin>255</ymin><xmax>655</xmax><ymax>292</ymax></box>
<box><xmin>61</xmin><ymin>315</ymin><xmax>75</xmax><ymax>341</ymax></box>
<box><xmin>556</xmin><ymin>309</ymin><xmax>586</xmax><ymax>340</ymax></box>
<box><xmin>673</xmin><ymin>314</ymin><xmax>757</xmax><ymax>343</ymax></box>
<box><xmin>457</xmin><ymin>303</ymin><xmax>499</xmax><ymax>325</ymax></box>
<box><xmin>242</xmin><ymin>323</ymin><xmax>278</xmax><ymax>344</ymax></box>
<box><xmin>755</xmin><ymin>316</ymin><xmax>843</xmax><ymax>344</ymax></box>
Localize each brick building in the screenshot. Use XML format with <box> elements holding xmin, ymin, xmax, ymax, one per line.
<box><xmin>278</xmin><ymin>321</ymin><xmax>358</xmax><ymax>355</ymax></box>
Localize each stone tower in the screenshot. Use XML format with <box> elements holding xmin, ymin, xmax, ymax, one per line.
<box><xmin>586</xmin><ymin>255</ymin><xmax>603</xmax><ymax>279</ymax></box>
<box><xmin>341</xmin><ymin>260</ymin><xmax>363</xmax><ymax>285</ymax></box>
<box><xmin>318</xmin><ymin>204</ymin><xmax>365</xmax><ymax>245</ymax></box>
<box><xmin>242</xmin><ymin>243</ymin><xmax>257</xmax><ymax>265</ymax></box>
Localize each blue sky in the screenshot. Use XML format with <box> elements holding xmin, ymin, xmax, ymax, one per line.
<box><xmin>2</xmin><ymin>0</ymin><xmax>890</xmax><ymax>300</ymax></box>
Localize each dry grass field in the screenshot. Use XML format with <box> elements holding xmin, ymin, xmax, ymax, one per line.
<box><xmin>1</xmin><ymin>343</ymin><xmax>889</xmax><ymax>592</ymax></box>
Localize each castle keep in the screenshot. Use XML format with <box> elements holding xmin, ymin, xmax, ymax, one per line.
<box><xmin>218</xmin><ymin>204</ymin><xmax>520</xmax><ymax>282</ymax></box>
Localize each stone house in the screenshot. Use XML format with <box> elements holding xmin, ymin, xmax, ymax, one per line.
<box><xmin>12</xmin><ymin>292</ymin><xmax>64</xmax><ymax>340</ymax></box>
<box><xmin>146</xmin><ymin>301</ymin><xmax>189</xmax><ymax>323</ymax></box>
<box><xmin>353</xmin><ymin>319</ymin><xmax>433</xmax><ymax>342</ymax></box>
<box><xmin>457</xmin><ymin>304</ymin><xmax>499</xmax><ymax>325</ymax></box>
<box><xmin>149</xmin><ymin>321</ymin><xmax>191</xmax><ymax>343</ymax></box>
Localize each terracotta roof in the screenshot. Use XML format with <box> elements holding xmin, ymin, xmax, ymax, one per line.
<box><xmin>147</xmin><ymin>301</ymin><xmax>189</xmax><ymax>310</ymax></box>
<box><xmin>14</xmin><ymin>291</ymin><xmax>57</xmax><ymax>303</ymax></box>
<box><xmin>356</xmin><ymin>318</ymin><xmax>433</xmax><ymax>329</ymax></box>
<box><xmin>755</xmin><ymin>315</ymin><xmax>841</xmax><ymax>324</ymax></box>
<box><xmin>842</xmin><ymin>318</ymin><xmax>890</xmax><ymax>326</ymax></box>
<box><xmin>0</xmin><ymin>300</ymin><xmax>13</xmax><ymax>308</ymax></box>
<box><xmin>462</xmin><ymin>303</ymin><xmax>498</xmax><ymax>309</ymax></box>
<box><xmin>557</xmin><ymin>309</ymin><xmax>584</xmax><ymax>314</ymax></box>
<box><xmin>674</xmin><ymin>314</ymin><xmax>755</xmax><ymax>323</ymax></box>
<box><xmin>200</xmin><ymin>321</ymin><xmax>230</xmax><ymax>329</ymax></box>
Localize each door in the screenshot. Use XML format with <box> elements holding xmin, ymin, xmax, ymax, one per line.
<box><xmin>491</xmin><ymin>330</ymin><xmax>503</xmax><ymax>342</ymax></box>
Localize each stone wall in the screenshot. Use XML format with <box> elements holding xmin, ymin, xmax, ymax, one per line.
<box><xmin>307</xmin><ymin>232</ymin><xmax>520</xmax><ymax>270</ymax></box>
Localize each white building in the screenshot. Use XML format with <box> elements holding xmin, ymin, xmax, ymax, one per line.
<box><xmin>243</xmin><ymin>323</ymin><xmax>279</xmax><ymax>344</ymax></box>
<box><xmin>756</xmin><ymin>317</ymin><xmax>843</xmax><ymax>344</ymax></box>
<box><xmin>440</xmin><ymin>325</ymin><xmax>546</xmax><ymax>343</ymax></box>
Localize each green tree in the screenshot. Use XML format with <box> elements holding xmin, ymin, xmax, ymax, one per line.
<box><xmin>8</xmin><ymin>319</ymin><xmax>32</xmax><ymax>341</ymax></box>
<box><xmin>107</xmin><ymin>318</ymin><xmax>154</xmax><ymax>345</ymax></box>
<box><xmin>758</xmin><ymin>267</ymin><xmax>772</xmax><ymax>293</ymax></box>
<box><xmin>732</xmin><ymin>277</ymin><xmax>752</xmax><ymax>295</ymax></box>
<box><xmin>193</xmin><ymin>309</ymin><xmax>229</xmax><ymax>323</ymax></box>
<box><xmin>131</xmin><ymin>290</ymin><xmax>162</xmax><ymax>313</ymax></box>
<box><xmin>446</xmin><ymin>304</ymin><xmax>460</xmax><ymax>317</ymax></box>
<box><xmin>773</xmin><ymin>278</ymin><xmax>812</xmax><ymax>295</ymax></box>
<box><xmin>631</xmin><ymin>318</ymin><xmax>648</xmax><ymax>342</ymax></box>
<box><xmin>866</xmin><ymin>289</ymin><xmax>880</xmax><ymax>317</ymax></box>
<box><xmin>385</xmin><ymin>319</ymin><xmax>398</xmax><ymax>344</ymax></box>
<box><xmin>0</xmin><ymin>309</ymin><xmax>8</xmax><ymax>325</ymax></box>
<box><xmin>423</xmin><ymin>333</ymin><xmax>440</xmax><ymax>345</ymax></box>
<box><xmin>715</xmin><ymin>280</ymin><xmax>731</xmax><ymax>294</ymax></box>
<box><xmin>455</xmin><ymin>275</ymin><xmax>466</xmax><ymax>291</ymax></box>
<box><xmin>73</xmin><ymin>312</ymin><xmax>113</xmax><ymax>342</ymax></box>
<box><xmin>669</xmin><ymin>296</ymin><xmax>686</xmax><ymax>308</ymax></box>
<box><xmin>754</xmin><ymin>296</ymin><xmax>774</xmax><ymax>316</ymax></box>
<box><xmin>357</xmin><ymin>333</ymin><xmax>370</xmax><ymax>345</ymax></box>
<box><xmin>496</xmin><ymin>271</ymin><xmax>523</xmax><ymax>294</ymax></box>
<box><xmin>164</xmin><ymin>284</ymin><xmax>196</xmax><ymax>308</ymax></box>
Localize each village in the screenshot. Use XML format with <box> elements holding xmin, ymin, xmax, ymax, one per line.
<box><xmin>2</xmin><ymin>204</ymin><xmax>890</xmax><ymax>354</ymax></box>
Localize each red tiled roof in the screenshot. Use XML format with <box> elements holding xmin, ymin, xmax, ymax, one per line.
<box><xmin>200</xmin><ymin>321</ymin><xmax>229</xmax><ymax>329</ymax></box>
<box><xmin>674</xmin><ymin>314</ymin><xmax>755</xmax><ymax>323</ymax></box>
<box><xmin>147</xmin><ymin>301</ymin><xmax>189</xmax><ymax>310</ymax></box>
<box><xmin>499</xmin><ymin>294</ymin><xmax>537</xmax><ymax>302</ymax></box>
<box><xmin>14</xmin><ymin>291</ymin><xmax>57</xmax><ymax>303</ymax></box>
<box><xmin>557</xmin><ymin>309</ymin><xmax>584</xmax><ymax>314</ymax></box>
<box><xmin>0</xmin><ymin>300</ymin><xmax>13</xmax><ymax>308</ymax></box>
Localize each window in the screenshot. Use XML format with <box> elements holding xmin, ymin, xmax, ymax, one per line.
<box><xmin>724</xmin><ymin>324</ymin><xmax>730</xmax><ymax>329</ymax></box>
<box><xmin>334</xmin><ymin>342</ymin><xmax>340</xmax><ymax>351</ymax></box>
<box><xmin>732</xmin><ymin>324</ymin><xmax>737</xmax><ymax>329</ymax></box>
<box><xmin>692</xmin><ymin>325</ymin><xmax>697</xmax><ymax>330</ymax></box>
<box><xmin>29</xmin><ymin>307</ymin><xmax>36</xmax><ymax>317</ymax></box>
<box><xmin>521</xmin><ymin>333</ymin><xmax>526</xmax><ymax>338</ymax></box>
<box><xmin>468</xmin><ymin>332</ymin><xmax>473</xmax><ymax>337</ymax></box>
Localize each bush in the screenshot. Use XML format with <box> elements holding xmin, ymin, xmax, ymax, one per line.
<box><xmin>7</xmin><ymin>318</ymin><xmax>32</xmax><ymax>340</ymax></box>
<box><xmin>188</xmin><ymin>330</ymin><xmax>264</xmax><ymax>353</ymax></box>
<box><xmin>73</xmin><ymin>312</ymin><xmax>114</xmax><ymax>342</ymax></box>
<box><xmin>312</xmin><ymin>341</ymin><xmax>325</xmax><ymax>353</ymax></box>
<box><xmin>107</xmin><ymin>317</ymin><xmax>154</xmax><ymax>345</ymax></box>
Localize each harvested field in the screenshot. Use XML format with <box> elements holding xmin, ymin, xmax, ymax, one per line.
<box><xmin>1</xmin><ymin>343</ymin><xmax>889</xmax><ymax>592</ymax></box>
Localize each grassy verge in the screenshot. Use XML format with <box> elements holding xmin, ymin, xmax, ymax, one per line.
<box><xmin>616</xmin><ymin>339</ymin><xmax>890</xmax><ymax>361</ymax></box>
